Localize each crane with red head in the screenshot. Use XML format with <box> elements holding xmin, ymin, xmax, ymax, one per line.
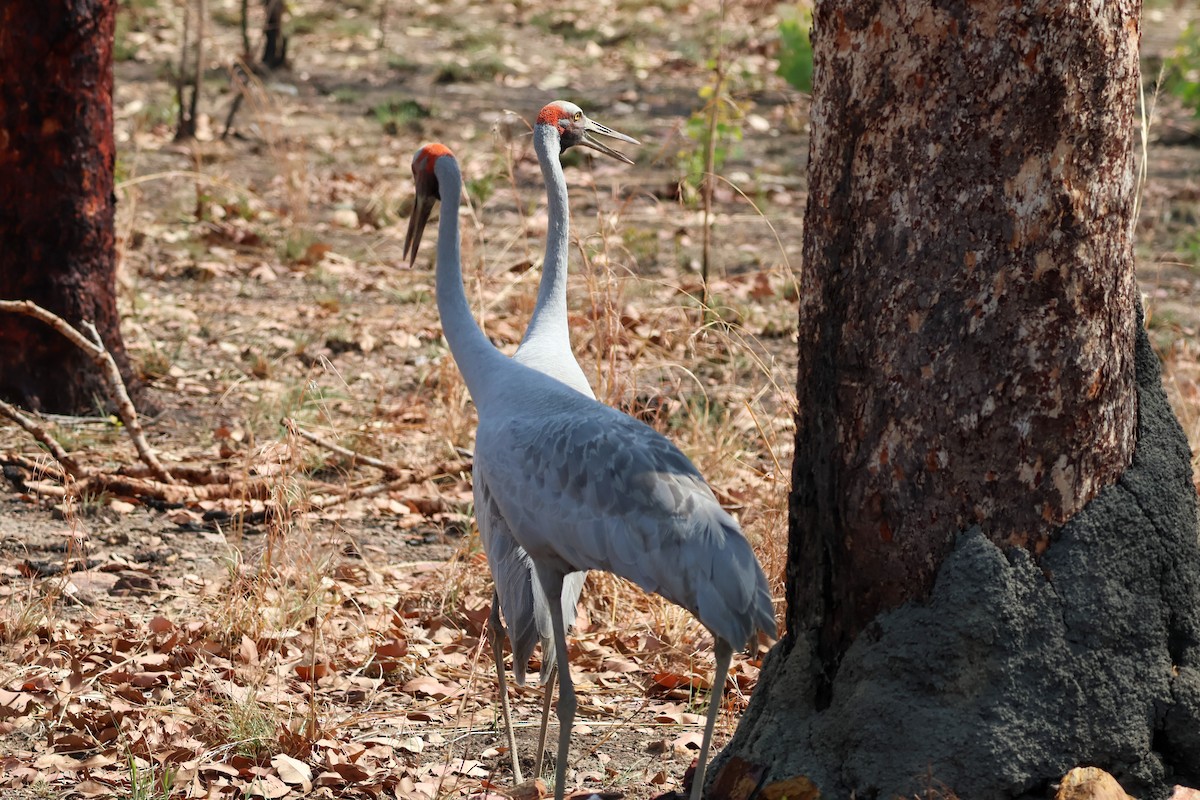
<box><xmin>407</xmin><ymin>103</ymin><xmax>639</xmax><ymax>783</ymax></box>
<box><xmin>403</xmin><ymin>136</ymin><xmax>773</xmax><ymax>800</ymax></box>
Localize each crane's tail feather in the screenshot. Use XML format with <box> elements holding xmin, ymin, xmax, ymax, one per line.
<box><xmin>494</xmin><ymin>543</ymin><xmax>585</xmax><ymax>686</ymax></box>
<box><xmin>536</xmin><ymin>569</ymin><xmax>586</xmax><ymax>683</ymax></box>
<box><xmin>695</xmin><ymin>522</ymin><xmax>776</xmax><ymax>649</ymax></box>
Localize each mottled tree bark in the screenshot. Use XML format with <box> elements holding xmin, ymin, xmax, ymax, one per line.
<box><xmin>790</xmin><ymin>0</ymin><xmax>1140</xmax><ymax>693</ymax></box>
<box><xmin>712</xmin><ymin>1</ymin><xmax>1200</xmax><ymax>798</ymax></box>
<box><xmin>0</xmin><ymin>0</ymin><xmax>136</xmax><ymax>413</ymax></box>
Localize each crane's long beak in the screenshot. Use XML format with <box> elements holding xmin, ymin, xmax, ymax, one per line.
<box><xmin>580</xmin><ymin>118</ymin><xmax>640</xmax><ymax>165</ymax></box>
<box><xmin>403</xmin><ymin>194</ymin><xmax>437</xmax><ymax>267</ymax></box>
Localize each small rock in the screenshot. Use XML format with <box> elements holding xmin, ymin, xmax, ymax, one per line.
<box><xmin>1056</xmin><ymin>767</ymin><xmax>1134</xmax><ymax>800</ymax></box>
<box><xmin>108</xmin><ymin>499</ymin><xmax>136</xmax><ymax>514</ymax></box>
<box><xmin>330</xmin><ymin>207</ymin><xmax>359</xmax><ymax>228</ymax></box>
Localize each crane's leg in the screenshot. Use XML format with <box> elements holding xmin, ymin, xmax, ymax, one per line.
<box><xmin>488</xmin><ymin>593</ymin><xmax>524</xmax><ymax>784</ymax></box>
<box><xmin>536</xmin><ymin>567</ymin><xmax>574</xmax><ymax>800</ymax></box>
<box><xmin>532</xmin><ymin>664</ymin><xmax>557</xmax><ymax>779</ymax></box>
<box><xmin>689</xmin><ymin>639</ymin><xmax>733</xmax><ymax>800</ymax></box>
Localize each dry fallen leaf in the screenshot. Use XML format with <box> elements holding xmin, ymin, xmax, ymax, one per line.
<box><xmin>401</xmin><ymin>675</ymin><xmax>457</xmax><ymax>698</ymax></box>
<box><xmin>671</xmin><ymin>731</ymin><xmax>704</xmax><ymax>752</ymax></box>
<box><xmin>271</xmin><ymin>753</ymin><xmax>313</xmax><ymax>790</ymax></box>
<box><xmin>505</xmin><ymin>778</ymin><xmax>549</xmax><ymax>800</ymax></box>
<box><xmin>294</xmin><ymin>661</ymin><xmax>333</xmax><ymax>681</ymax></box>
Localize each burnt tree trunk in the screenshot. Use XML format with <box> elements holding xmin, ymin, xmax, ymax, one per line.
<box><xmin>0</xmin><ymin>0</ymin><xmax>137</xmax><ymax>413</ymax></box>
<box><xmin>713</xmin><ymin>2</ymin><xmax>1200</xmax><ymax>798</ymax></box>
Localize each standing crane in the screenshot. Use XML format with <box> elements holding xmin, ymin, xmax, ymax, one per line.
<box><xmin>402</xmin><ymin>103</ymin><xmax>637</xmax><ymax>783</ymax></box>
<box><xmin>403</xmin><ymin>144</ymin><xmax>775</xmax><ymax>800</ymax></box>
<box><xmin>488</xmin><ymin>101</ymin><xmax>638</xmax><ymax>784</ymax></box>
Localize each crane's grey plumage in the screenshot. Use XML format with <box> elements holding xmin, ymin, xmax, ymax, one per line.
<box><xmin>477</xmin><ymin>408</ymin><xmax>774</xmax><ymax>649</ymax></box>
<box><xmin>477</xmin><ymin>101</ymin><xmax>639</xmax><ymax>784</ymax></box>
<box><xmin>404</xmin><ymin>143</ymin><xmax>774</xmax><ymax>800</ymax></box>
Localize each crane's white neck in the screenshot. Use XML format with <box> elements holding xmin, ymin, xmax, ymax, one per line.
<box><xmin>523</xmin><ymin>124</ymin><xmax>571</xmax><ymax>348</ymax></box>
<box><xmin>433</xmin><ymin>157</ymin><xmax>507</xmax><ymax>410</ymax></box>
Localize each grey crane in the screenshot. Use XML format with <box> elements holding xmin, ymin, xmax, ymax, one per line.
<box><xmin>403</xmin><ymin>102</ymin><xmax>638</xmax><ymax>782</ymax></box>
<box><xmin>404</xmin><ymin>143</ymin><xmax>774</xmax><ymax>800</ymax></box>
<box><xmin>485</xmin><ymin>101</ymin><xmax>638</xmax><ymax>784</ymax></box>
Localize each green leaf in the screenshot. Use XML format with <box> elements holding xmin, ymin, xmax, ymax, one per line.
<box><xmin>777</xmin><ymin>7</ymin><xmax>814</xmax><ymax>93</ymax></box>
<box><xmin>1165</xmin><ymin>22</ymin><xmax>1200</xmax><ymax>117</ymax></box>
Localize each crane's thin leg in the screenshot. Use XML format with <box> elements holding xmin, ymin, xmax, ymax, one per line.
<box><xmin>536</xmin><ymin>567</ymin><xmax>574</xmax><ymax>800</ymax></box>
<box><xmin>489</xmin><ymin>594</ymin><xmax>524</xmax><ymax>785</ymax></box>
<box><xmin>689</xmin><ymin>640</ymin><xmax>733</xmax><ymax>800</ymax></box>
<box><xmin>532</xmin><ymin>664</ymin><xmax>557</xmax><ymax>779</ymax></box>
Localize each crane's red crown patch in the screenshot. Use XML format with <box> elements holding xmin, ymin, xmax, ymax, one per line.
<box><xmin>414</xmin><ymin>143</ymin><xmax>453</xmax><ymax>175</ymax></box>
<box><xmin>536</xmin><ymin>103</ymin><xmax>572</xmax><ymax>126</ymax></box>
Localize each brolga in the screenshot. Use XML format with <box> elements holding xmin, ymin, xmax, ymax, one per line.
<box><xmin>403</xmin><ymin>102</ymin><xmax>638</xmax><ymax>784</ymax></box>
<box><xmin>403</xmin><ymin>143</ymin><xmax>774</xmax><ymax>800</ymax></box>
<box><xmin>488</xmin><ymin>101</ymin><xmax>638</xmax><ymax>784</ymax></box>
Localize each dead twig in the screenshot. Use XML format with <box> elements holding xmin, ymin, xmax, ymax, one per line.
<box><xmin>0</xmin><ymin>300</ymin><xmax>175</xmax><ymax>484</ymax></box>
<box><xmin>299</xmin><ymin>454</ymin><xmax>472</xmax><ymax>513</ymax></box>
<box><xmin>0</xmin><ymin>399</ymin><xmax>85</xmax><ymax>478</ymax></box>
<box><xmin>1</xmin><ymin>453</ymin><xmax>68</xmax><ymax>483</ymax></box>
<box><xmin>307</xmin><ymin>474</ymin><xmax>417</xmax><ymax>513</ymax></box>
<box><xmin>284</xmin><ymin>418</ymin><xmax>403</xmax><ymax>478</ymax></box>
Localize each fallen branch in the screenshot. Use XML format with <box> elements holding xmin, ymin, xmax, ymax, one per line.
<box><xmin>120</xmin><ymin>463</ymin><xmax>251</xmax><ymax>485</ymax></box>
<box><xmin>0</xmin><ymin>399</ymin><xmax>85</xmax><ymax>478</ymax></box>
<box><xmin>0</xmin><ymin>300</ymin><xmax>174</xmax><ymax>484</ymax></box>
<box><xmin>12</xmin><ymin>470</ymin><xmax>270</xmax><ymax>505</ymax></box>
<box><xmin>0</xmin><ymin>324</ymin><xmax>469</xmax><ymax>512</ymax></box>
<box><xmin>1</xmin><ymin>453</ymin><xmax>68</xmax><ymax>483</ymax></box>
<box><xmin>21</xmin><ymin>480</ymin><xmax>68</xmax><ymax>499</ymax></box>
<box><xmin>89</xmin><ymin>473</ymin><xmax>272</xmax><ymax>504</ymax></box>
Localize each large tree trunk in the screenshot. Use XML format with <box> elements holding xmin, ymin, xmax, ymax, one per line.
<box><xmin>0</xmin><ymin>0</ymin><xmax>136</xmax><ymax>413</ymax></box>
<box><xmin>794</xmin><ymin>0</ymin><xmax>1141</xmax><ymax>687</ymax></box>
<box><xmin>713</xmin><ymin>2</ymin><xmax>1200</xmax><ymax>798</ymax></box>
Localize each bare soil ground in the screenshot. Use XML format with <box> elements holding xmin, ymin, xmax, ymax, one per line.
<box><xmin>2</xmin><ymin>2</ymin><xmax>1199</xmax><ymax>799</ymax></box>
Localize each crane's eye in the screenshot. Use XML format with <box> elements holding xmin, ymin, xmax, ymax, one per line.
<box><xmin>573</xmin><ymin>111</ymin><xmax>583</xmax><ymax>122</ymax></box>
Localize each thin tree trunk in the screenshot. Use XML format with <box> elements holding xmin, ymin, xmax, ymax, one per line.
<box><xmin>261</xmin><ymin>0</ymin><xmax>287</xmax><ymax>70</ymax></box>
<box><xmin>240</xmin><ymin>0</ymin><xmax>250</xmax><ymax>59</ymax></box>
<box><xmin>176</xmin><ymin>0</ymin><xmax>193</xmax><ymax>138</ymax></box>
<box><xmin>0</xmin><ymin>0</ymin><xmax>137</xmax><ymax>413</ymax></box>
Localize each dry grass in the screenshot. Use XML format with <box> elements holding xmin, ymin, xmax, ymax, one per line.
<box><xmin>3</xmin><ymin>82</ymin><xmax>793</xmax><ymax>791</ymax></box>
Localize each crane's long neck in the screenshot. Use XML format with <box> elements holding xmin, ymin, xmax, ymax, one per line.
<box><xmin>523</xmin><ymin>124</ymin><xmax>570</xmax><ymax>348</ymax></box>
<box><xmin>433</xmin><ymin>158</ymin><xmax>507</xmax><ymax>409</ymax></box>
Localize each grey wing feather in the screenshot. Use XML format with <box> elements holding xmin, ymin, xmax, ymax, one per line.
<box><xmin>478</xmin><ymin>402</ymin><xmax>775</xmax><ymax>650</ymax></box>
<box><xmin>475</xmin><ymin>460</ymin><xmax>585</xmax><ymax>685</ymax></box>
